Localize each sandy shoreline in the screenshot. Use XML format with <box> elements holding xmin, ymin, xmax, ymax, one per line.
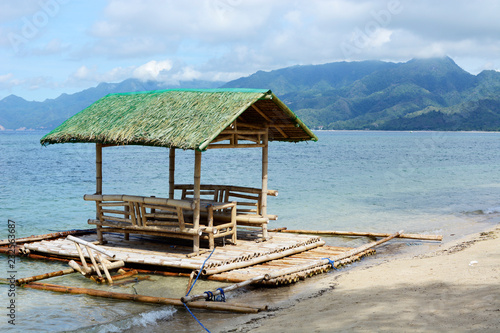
<box><xmin>218</xmin><ymin>224</ymin><xmax>500</xmax><ymax>333</ymax></box>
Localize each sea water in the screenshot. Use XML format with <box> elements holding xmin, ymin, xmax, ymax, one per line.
<box><xmin>1</xmin><ymin>130</ymin><xmax>499</xmax><ymax>332</ymax></box>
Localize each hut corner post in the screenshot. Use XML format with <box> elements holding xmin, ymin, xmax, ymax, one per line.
<box><xmin>169</xmin><ymin>148</ymin><xmax>175</xmax><ymax>199</ymax></box>
<box><xmin>193</xmin><ymin>150</ymin><xmax>202</xmax><ymax>253</ymax></box>
<box><xmin>261</xmin><ymin>128</ymin><xmax>269</xmax><ymax>239</ymax></box>
<box><xmin>95</xmin><ymin>143</ymin><xmax>104</xmax><ymax>244</ymax></box>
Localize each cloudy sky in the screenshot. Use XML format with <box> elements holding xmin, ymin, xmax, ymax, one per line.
<box><xmin>1</xmin><ymin>0</ymin><xmax>500</xmax><ymax>101</ymax></box>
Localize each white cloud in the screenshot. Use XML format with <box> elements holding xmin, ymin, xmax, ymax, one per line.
<box><xmin>5</xmin><ymin>0</ymin><xmax>500</xmax><ymax>100</ymax></box>
<box><xmin>132</xmin><ymin>60</ymin><xmax>173</xmax><ymax>81</ymax></box>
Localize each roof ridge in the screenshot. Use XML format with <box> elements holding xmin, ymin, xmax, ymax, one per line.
<box><xmin>109</xmin><ymin>88</ymin><xmax>271</xmax><ymax>97</ymax></box>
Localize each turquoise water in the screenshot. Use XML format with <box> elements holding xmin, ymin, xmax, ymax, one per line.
<box><xmin>1</xmin><ymin>130</ymin><xmax>500</xmax><ymax>332</ymax></box>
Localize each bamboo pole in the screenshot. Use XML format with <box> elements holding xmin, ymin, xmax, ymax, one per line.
<box><xmin>0</xmin><ymin>229</ymin><xmax>95</xmax><ymax>246</ymax></box>
<box><xmin>67</xmin><ymin>235</ymin><xmax>116</xmax><ymax>258</ymax></box>
<box><xmin>193</xmin><ymin>150</ymin><xmax>202</xmax><ymax>254</ymax></box>
<box><xmin>68</xmin><ymin>260</ymin><xmax>87</xmax><ymax>274</ymax></box>
<box><xmin>73</xmin><ymin>243</ymin><xmax>90</xmax><ymax>271</ymax></box>
<box><xmin>110</xmin><ymin>270</ymin><xmax>138</xmax><ymax>281</ymax></box>
<box><xmin>261</xmin><ymin>127</ymin><xmax>269</xmax><ymax>239</ymax></box>
<box><xmin>23</xmin><ymin>282</ymin><xmax>262</xmax><ymax>313</ymax></box>
<box><xmin>86</xmin><ymin>247</ymin><xmax>103</xmax><ymax>279</ymax></box>
<box><xmin>279</xmin><ymin>229</ymin><xmax>442</xmax><ymax>241</ymax></box>
<box><xmin>202</xmin><ymin>240</ymin><xmax>325</xmax><ymax>275</ymax></box>
<box><xmin>96</xmin><ymin>143</ymin><xmax>102</xmax><ymax>195</ymax></box>
<box><xmin>264</xmin><ymin>231</ymin><xmax>403</xmax><ymax>280</ymax></box>
<box><xmin>169</xmin><ymin>147</ymin><xmax>175</xmax><ymax>199</ymax></box>
<box><xmin>181</xmin><ymin>274</ymin><xmax>266</xmax><ymax>303</ymax></box>
<box><xmin>68</xmin><ymin>259</ymin><xmax>125</xmax><ymax>275</ymax></box>
<box><xmin>16</xmin><ymin>268</ymin><xmax>76</xmax><ymax>285</ymax></box>
<box><xmin>97</xmin><ymin>253</ymin><xmax>113</xmax><ymax>284</ymax></box>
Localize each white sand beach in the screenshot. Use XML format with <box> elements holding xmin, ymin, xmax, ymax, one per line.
<box><xmin>220</xmin><ymin>225</ymin><xmax>500</xmax><ymax>332</ymax></box>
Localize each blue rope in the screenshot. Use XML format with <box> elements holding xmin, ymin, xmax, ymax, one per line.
<box><xmin>186</xmin><ymin>247</ymin><xmax>216</xmax><ymax>296</ymax></box>
<box><xmin>205</xmin><ymin>291</ymin><xmax>214</xmax><ymax>301</ymax></box>
<box><xmin>216</xmin><ymin>288</ymin><xmax>226</xmax><ymax>302</ymax></box>
<box><xmin>322</xmin><ymin>258</ymin><xmax>338</xmax><ymax>270</ymax></box>
<box><xmin>184</xmin><ymin>247</ymin><xmax>216</xmax><ymax>333</ymax></box>
<box><xmin>183</xmin><ymin>303</ymin><xmax>211</xmax><ymax>333</ymax></box>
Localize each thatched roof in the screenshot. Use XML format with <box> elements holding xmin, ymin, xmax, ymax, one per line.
<box><xmin>40</xmin><ymin>88</ymin><xmax>317</xmax><ymax>150</ymax></box>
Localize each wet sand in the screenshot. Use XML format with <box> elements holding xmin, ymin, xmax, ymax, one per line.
<box><xmin>218</xmin><ymin>224</ymin><xmax>500</xmax><ymax>332</ymax></box>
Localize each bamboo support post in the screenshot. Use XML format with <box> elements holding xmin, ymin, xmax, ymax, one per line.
<box><xmin>169</xmin><ymin>147</ymin><xmax>175</xmax><ymax>199</ymax></box>
<box><xmin>96</xmin><ymin>143</ymin><xmax>102</xmax><ymax>195</ymax></box>
<box><xmin>193</xmin><ymin>150</ymin><xmax>202</xmax><ymax>253</ymax></box>
<box><xmin>23</xmin><ymin>282</ymin><xmax>263</xmax><ymax>314</ymax></box>
<box><xmin>278</xmin><ymin>229</ymin><xmax>442</xmax><ymax>241</ymax></box>
<box><xmin>261</xmin><ymin>128</ymin><xmax>269</xmax><ymax>239</ymax></box>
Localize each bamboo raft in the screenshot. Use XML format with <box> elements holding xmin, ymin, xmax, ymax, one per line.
<box><xmin>2</xmin><ymin>227</ymin><xmax>442</xmax><ymax>314</ymax></box>
<box><xmin>20</xmin><ymin>230</ymin><xmax>326</xmax><ymax>276</ymax></box>
<box><xmin>6</xmin><ymin>228</ymin><xmax>441</xmax><ymax>286</ymax></box>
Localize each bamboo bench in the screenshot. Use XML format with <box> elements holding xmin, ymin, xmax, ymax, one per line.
<box><xmin>83</xmin><ymin>194</ymin><xmax>237</xmax><ymax>251</ymax></box>
<box><xmin>174</xmin><ymin>184</ymin><xmax>278</xmax><ymax>236</ymax></box>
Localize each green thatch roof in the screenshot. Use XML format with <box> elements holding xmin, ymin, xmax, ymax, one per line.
<box><xmin>40</xmin><ymin>88</ymin><xmax>317</xmax><ymax>150</ymax></box>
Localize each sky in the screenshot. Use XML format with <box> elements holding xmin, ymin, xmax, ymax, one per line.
<box><xmin>1</xmin><ymin>0</ymin><xmax>500</xmax><ymax>101</ymax></box>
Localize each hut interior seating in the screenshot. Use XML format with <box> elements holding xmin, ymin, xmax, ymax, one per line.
<box><xmin>84</xmin><ymin>194</ymin><xmax>237</xmax><ymax>250</ymax></box>
<box><xmin>174</xmin><ymin>184</ymin><xmax>278</xmax><ymax>234</ymax></box>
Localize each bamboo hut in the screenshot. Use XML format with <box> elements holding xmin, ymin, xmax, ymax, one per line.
<box><xmin>41</xmin><ymin>88</ymin><xmax>318</xmax><ymax>254</ymax></box>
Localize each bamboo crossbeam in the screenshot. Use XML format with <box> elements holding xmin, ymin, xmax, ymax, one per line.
<box><xmin>279</xmin><ymin>229</ymin><xmax>442</xmax><ymax>241</ymax></box>
<box><xmin>251</xmin><ymin>104</ymin><xmax>271</xmax><ymax>122</ymax></box>
<box><xmin>87</xmin><ymin>219</ymin><xmax>202</xmax><ymax>235</ymax></box>
<box><xmin>174</xmin><ymin>184</ymin><xmax>278</xmax><ymax>196</ymax></box>
<box><xmin>207</xmin><ymin>143</ymin><xmax>265</xmax><ymax>149</ymax></box>
<box><xmin>220</xmin><ymin>129</ymin><xmax>267</xmax><ymax>135</ymax></box>
<box><xmin>23</xmin><ymin>283</ymin><xmax>263</xmax><ymax>313</ymax></box>
<box><xmin>84</xmin><ymin>194</ymin><xmax>195</xmax><ymax>210</ymax></box>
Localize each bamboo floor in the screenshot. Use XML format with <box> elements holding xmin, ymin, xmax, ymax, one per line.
<box><xmin>16</xmin><ymin>229</ymin><xmax>376</xmax><ymax>286</ymax></box>
<box><xmin>22</xmin><ymin>230</ymin><xmax>319</xmax><ymax>271</ymax></box>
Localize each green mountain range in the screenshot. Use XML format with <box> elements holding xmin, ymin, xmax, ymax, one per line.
<box><xmin>2</xmin><ymin>57</ymin><xmax>500</xmax><ymax>131</ymax></box>
<box><xmin>223</xmin><ymin>57</ymin><xmax>500</xmax><ymax>131</ymax></box>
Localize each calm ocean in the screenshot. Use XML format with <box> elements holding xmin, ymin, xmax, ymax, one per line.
<box><xmin>1</xmin><ymin>130</ymin><xmax>500</xmax><ymax>332</ymax></box>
